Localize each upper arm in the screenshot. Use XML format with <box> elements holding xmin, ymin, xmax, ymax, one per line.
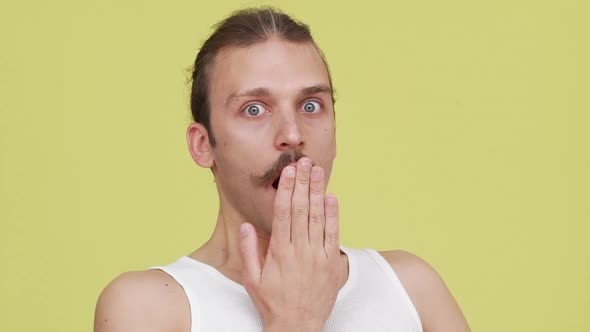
<box><xmin>94</xmin><ymin>270</ymin><xmax>190</xmax><ymax>332</ymax></box>
<box><xmin>380</xmin><ymin>250</ymin><xmax>471</xmax><ymax>332</ymax></box>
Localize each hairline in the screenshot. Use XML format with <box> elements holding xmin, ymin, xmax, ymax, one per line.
<box><xmin>206</xmin><ymin>38</ymin><xmax>336</xmax><ymax>111</ymax></box>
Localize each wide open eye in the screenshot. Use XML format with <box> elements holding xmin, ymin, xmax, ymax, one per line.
<box><xmin>243</xmin><ymin>103</ymin><xmax>267</xmax><ymax>117</ymax></box>
<box><xmin>302</xmin><ymin>101</ymin><xmax>321</xmax><ymax>113</ymax></box>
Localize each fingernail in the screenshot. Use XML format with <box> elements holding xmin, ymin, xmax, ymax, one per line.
<box><xmin>286</xmin><ymin>166</ymin><xmax>296</xmax><ymax>178</ymax></box>
<box><xmin>300</xmin><ymin>158</ymin><xmax>311</xmax><ymax>169</ymax></box>
<box><xmin>311</xmin><ymin>167</ymin><xmax>322</xmax><ymax>180</ymax></box>
<box><xmin>240</xmin><ymin>224</ymin><xmax>249</xmax><ymax>237</ymax></box>
<box><xmin>327</xmin><ymin>194</ymin><xmax>337</xmax><ymax>205</ymax></box>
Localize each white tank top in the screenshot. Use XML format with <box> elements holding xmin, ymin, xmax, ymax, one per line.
<box><xmin>149</xmin><ymin>246</ymin><xmax>423</xmax><ymax>332</ymax></box>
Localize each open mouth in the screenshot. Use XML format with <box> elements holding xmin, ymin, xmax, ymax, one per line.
<box><xmin>271</xmin><ymin>175</ymin><xmax>281</xmax><ymax>190</ymax></box>
<box><xmin>268</xmin><ymin>161</ymin><xmax>299</xmax><ymax>190</ymax></box>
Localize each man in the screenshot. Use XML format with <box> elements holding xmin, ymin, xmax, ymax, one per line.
<box><xmin>94</xmin><ymin>7</ymin><xmax>470</xmax><ymax>332</ymax></box>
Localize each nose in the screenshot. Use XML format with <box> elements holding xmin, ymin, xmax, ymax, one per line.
<box><xmin>274</xmin><ymin>110</ymin><xmax>304</xmax><ymax>151</ymax></box>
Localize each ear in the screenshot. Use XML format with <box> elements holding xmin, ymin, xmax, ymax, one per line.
<box><xmin>186</xmin><ymin>122</ymin><xmax>215</xmax><ymax>168</ymax></box>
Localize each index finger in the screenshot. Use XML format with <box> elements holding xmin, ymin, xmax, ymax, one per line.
<box><xmin>270</xmin><ymin>165</ymin><xmax>296</xmax><ymax>249</ymax></box>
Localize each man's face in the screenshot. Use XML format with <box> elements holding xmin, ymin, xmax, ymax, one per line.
<box><xmin>206</xmin><ymin>38</ymin><xmax>336</xmax><ymax>234</ymax></box>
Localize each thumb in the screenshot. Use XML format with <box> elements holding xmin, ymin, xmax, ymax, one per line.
<box><xmin>238</xmin><ymin>223</ymin><xmax>262</xmax><ymax>287</ymax></box>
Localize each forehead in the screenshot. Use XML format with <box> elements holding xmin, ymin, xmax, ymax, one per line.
<box><xmin>208</xmin><ymin>39</ymin><xmax>330</xmax><ymax>105</ymax></box>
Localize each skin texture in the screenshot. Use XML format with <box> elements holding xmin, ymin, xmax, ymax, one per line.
<box><xmin>94</xmin><ymin>38</ymin><xmax>471</xmax><ymax>332</ymax></box>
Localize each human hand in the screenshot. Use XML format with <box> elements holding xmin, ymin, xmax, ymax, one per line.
<box><xmin>238</xmin><ymin>157</ymin><xmax>342</xmax><ymax>331</ymax></box>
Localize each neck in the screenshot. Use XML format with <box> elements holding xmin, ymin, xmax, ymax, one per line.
<box><xmin>190</xmin><ymin>207</ymin><xmax>271</xmax><ymax>282</ymax></box>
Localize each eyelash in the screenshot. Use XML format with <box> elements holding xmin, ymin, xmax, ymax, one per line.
<box><xmin>240</xmin><ymin>99</ymin><xmax>324</xmax><ymax>117</ymax></box>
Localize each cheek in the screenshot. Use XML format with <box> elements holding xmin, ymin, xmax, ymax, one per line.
<box><xmin>214</xmin><ymin>137</ymin><xmax>268</xmax><ymax>178</ymax></box>
<box><xmin>308</xmin><ymin>129</ymin><xmax>336</xmax><ymax>168</ymax></box>
<box><xmin>219</xmin><ymin>114</ymin><xmax>267</xmax><ymax>144</ymax></box>
<box><xmin>319</xmin><ymin>126</ymin><xmax>336</xmax><ymax>152</ymax></box>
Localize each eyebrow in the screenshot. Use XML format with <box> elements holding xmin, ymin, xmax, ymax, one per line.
<box><xmin>225</xmin><ymin>84</ymin><xmax>333</xmax><ymax>107</ymax></box>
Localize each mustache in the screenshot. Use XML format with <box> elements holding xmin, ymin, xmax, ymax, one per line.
<box><xmin>252</xmin><ymin>150</ymin><xmax>307</xmax><ymax>188</ymax></box>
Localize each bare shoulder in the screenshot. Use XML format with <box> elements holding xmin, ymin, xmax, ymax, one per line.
<box><xmin>378</xmin><ymin>250</ymin><xmax>471</xmax><ymax>332</ymax></box>
<box><xmin>94</xmin><ymin>269</ymin><xmax>190</xmax><ymax>332</ymax></box>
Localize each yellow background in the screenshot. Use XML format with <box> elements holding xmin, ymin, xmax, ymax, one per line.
<box><xmin>1</xmin><ymin>0</ymin><xmax>588</xmax><ymax>331</ymax></box>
